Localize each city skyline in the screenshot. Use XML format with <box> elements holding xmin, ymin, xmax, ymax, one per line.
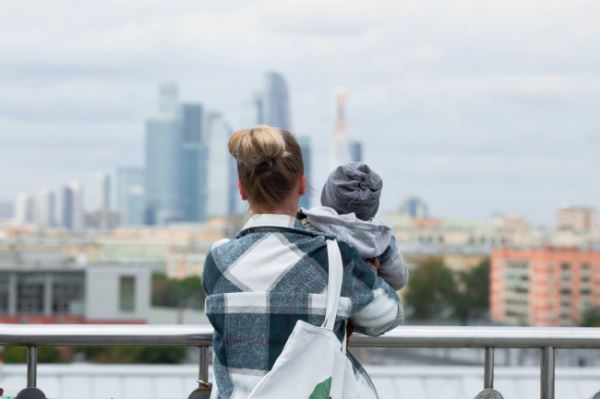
<box><xmin>1</xmin><ymin>0</ymin><xmax>599</xmax><ymax>223</ymax></box>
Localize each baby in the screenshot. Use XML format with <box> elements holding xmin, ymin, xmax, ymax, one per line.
<box><xmin>300</xmin><ymin>162</ymin><xmax>409</xmax><ymax>290</ymax></box>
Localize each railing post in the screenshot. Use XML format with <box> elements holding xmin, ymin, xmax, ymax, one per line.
<box><xmin>16</xmin><ymin>345</ymin><xmax>47</xmax><ymax>399</ymax></box>
<box><xmin>540</xmin><ymin>347</ymin><xmax>555</xmax><ymax>399</ymax></box>
<box><xmin>187</xmin><ymin>346</ymin><xmax>211</xmax><ymax>399</ymax></box>
<box><xmin>199</xmin><ymin>345</ymin><xmax>209</xmax><ymax>385</ymax></box>
<box><xmin>475</xmin><ymin>347</ymin><xmax>503</xmax><ymax>399</ymax></box>
<box><xmin>27</xmin><ymin>345</ymin><xmax>37</xmax><ymax>388</ymax></box>
<box><xmin>484</xmin><ymin>347</ymin><xmax>494</xmax><ymax>389</ymax></box>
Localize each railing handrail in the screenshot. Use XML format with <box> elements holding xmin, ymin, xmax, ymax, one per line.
<box><xmin>1</xmin><ymin>324</ymin><xmax>600</xmax><ymax>348</ymax></box>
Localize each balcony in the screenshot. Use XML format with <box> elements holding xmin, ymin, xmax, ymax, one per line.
<box><xmin>1</xmin><ymin>325</ymin><xmax>600</xmax><ymax>399</ymax></box>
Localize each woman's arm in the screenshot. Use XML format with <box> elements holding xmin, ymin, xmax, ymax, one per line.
<box><xmin>339</xmin><ymin>242</ymin><xmax>404</xmax><ymax>337</ymax></box>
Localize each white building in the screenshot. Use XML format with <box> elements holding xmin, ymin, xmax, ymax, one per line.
<box><xmin>205</xmin><ymin>112</ymin><xmax>231</xmax><ymax>219</ymax></box>
<box><xmin>14</xmin><ymin>192</ymin><xmax>35</xmax><ymax>224</ymax></box>
<box><xmin>36</xmin><ymin>188</ymin><xmax>56</xmax><ymax>228</ymax></box>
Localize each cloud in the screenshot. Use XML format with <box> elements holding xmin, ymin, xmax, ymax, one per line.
<box><xmin>0</xmin><ymin>0</ymin><xmax>598</xmax><ymax>221</ymax></box>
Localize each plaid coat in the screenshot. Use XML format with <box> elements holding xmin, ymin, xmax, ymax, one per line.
<box><xmin>203</xmin><ymin>214</ymin><xmax>404</xmax><ymax>399</ymax></box>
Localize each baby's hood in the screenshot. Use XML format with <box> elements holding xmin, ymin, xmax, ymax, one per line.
<box><xmin>302</xmin><ymin>206</ymin><xmax>392</xmax><ymax>258</ymax></box>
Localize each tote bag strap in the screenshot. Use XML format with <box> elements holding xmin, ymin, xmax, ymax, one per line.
<box><xmin>322</xmin><ymin>238</ymin><xmax>344</xmax><ymax>331</ymax></box>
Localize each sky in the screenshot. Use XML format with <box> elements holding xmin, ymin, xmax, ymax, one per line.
<box><xmin>0</xmin><ymin>0</ymin><xmax>599</xmax><ymax>223</ymax></box>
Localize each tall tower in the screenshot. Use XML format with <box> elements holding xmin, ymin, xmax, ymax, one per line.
<box><xmin>70</xmin><ymin>181</ymin><xmax>84</xmax><ymax>231</ymax></box>
<box><xmin>145</xmin><ymin>83</ymin><xmax>183</xmax><ymax>225</ymax></box>
<box><xmin>264</xmin><ymin>72</ymin><xmax>291</xmax><ymax>130</ymax></box>
<box><xmin>331</xmin><ymin>89</ymin><xmax>352</xmax><ymax>170</ymax></box>
<box><xmin>36</xmin><ymin>188</ymin><xmax>56</xmax><ymax>228</ymax></box>
<box><xmin>14</xmin><ymin>193</ymin><xmax>35</xmax><ymax>224</ymax></box>
<box><xmin>95</xmin><ymin>172</ymin><xmax>111</xmax><ymax>211</ymax></box>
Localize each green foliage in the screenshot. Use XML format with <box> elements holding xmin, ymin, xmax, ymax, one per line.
<box><xmin>152</xmin><ymin>273</ymin><xmax>205</xmax><ymax>309</ymax></box>
<box><xmin>4</xmin><ymin>346</ymin><xmax>68</xmax><ymax>363</ymax></box>
<box><xmin>404</xmin><ymin>257</ymin><xmax>459</xmax><ymax>320</ymax></box>
<box><xmin>581</xmin><ymin>307</ymin><xmax>600</xmax><ymax>327</ymax></box>
<box><xmin>454</xmin><ymin>258</ymin><xmax>490</xmax><ymax>324</ymax></box>
<box><xmin>77</xmin><ymin>346</ymin><xmax>186</xmax><ymax>364</ymax></box>
<box><xmin>404</xmin><ymin>257</ymin><xmax>490</xmax><ymax>324</ymax></box>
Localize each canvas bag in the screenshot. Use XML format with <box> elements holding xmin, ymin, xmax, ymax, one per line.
<box><xmin>247</xmin><ymin>239</ymin><xmax>379</xmax><ymax>399</ymax></box>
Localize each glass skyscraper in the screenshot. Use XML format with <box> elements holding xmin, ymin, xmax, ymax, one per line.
<box><xmin>180</xmin><ymin>104</ymin><xmax>206</xmax><ymax>222</ymax></box>
<box><xmin>145</xmin><ymin>116</ymin><xmax>183</xmax><ymax>225</ymax></box>
<box><xmin>116</xmin><ymin>167</ymin><xmax>145</xmax><ymax>226</ymax></box>
<box><xmin>204</xmin><ymin>112</ymin><xmax>231</xmax><ymax>219</ymax></box>
<box><xmin>349</xmin><ymin>140</ymin><xmax>363</xmax><ymax>163</ymax></box>
<box><xmin>60</xmin><ymin>185</ymin><xmax>74</xmax><ymax>230</ymax></box>
<box><xmin>298</xmin><ymin>136</ymin><xmax>312</xmax><ymax>209</ymax></box>
<box><xmin>264</xmin><ymin>72</ymin><xmax>291</xmax><ymax>130</ymax></box>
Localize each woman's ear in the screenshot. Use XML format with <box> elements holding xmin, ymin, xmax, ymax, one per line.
<box><xmin>237</xmin><ymin>180</ymin><xmax>249</xmax><ymax>201</ymax></box>
<box><xmin>298</xmin><ymin>174</ymin><xmax>306</xmax><ymax>196</ymax></box>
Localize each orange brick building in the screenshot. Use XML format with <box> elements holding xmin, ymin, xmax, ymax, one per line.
<box><xmin>491</xmin><ymin>247</ymin><xmax>600</xmax><ymax>326</ymax></box>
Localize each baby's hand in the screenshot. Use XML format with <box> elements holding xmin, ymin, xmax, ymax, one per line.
<box><xmin>367</xmin><ymin>257</ymin><xmax>381</xmax><ymax>272</ymax></box>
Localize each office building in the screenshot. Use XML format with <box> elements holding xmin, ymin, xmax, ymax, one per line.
<box><xmin>95</xmin><ymin>172</ymin><xmax>111</xmax><ymax>211</ymax></box>
<box><xmin>0</xmin><ymin>251</ymin><xmax>151</xmax><ymax>323</ymax></box>
<box><xmin>116</xmin><ymin>168</ymin><xmax>145</xmax><ymax>226</ymax></box>
<box><xmin>14</xmin><ymin>193</ymin><xmax>35</xmax><ymax>225</ymax></box>
<box><xmin>36</xmin><ymin>189</ymin><xmax>56</xmax><ymax>228</ymax></box>
<box><xmin>331</xmin><ymin>89</ymin><xmax>352</xmax><ymax>169</ymax></box>
<box><xmin>264</xmin><ymin>72</ymin><xmax>291</xmax><ymax>130</ymax></box>
<box><xmin>204</xmin><ymin>112</ymin><xmax>231</xmax><ymax>219</ymax></box>
<box><xmin>557</xmin><ymin>207</ymin><xmax>599</xmax><ymax>234</ymax></box>
<box><xmin>180</xmin><ymin>104</ymin><xmax>206</xmax><ymax>222</ymax></box>
<box><xmin>298</xmin><ymin>136</ymin><xmax>312</xmax><ymax>209</ymax></box>
<box><xmin>349</xmin><ymin>140</ymin><xmax>363</xmax><ymax>163</ymax></box>
<box><xmin>491</xmin><ymin>247</ymin><xmax>600</xmax><ymax>326</ymax></box>
<box><xmin>399</xmin><ymin>197</ymin><xmax>430</xmax><ymax>219</ymax></box>
<box><xmin>144</xmin><ymin>84</ymin><xmax>183</xmax><ymax>225</ymax></box>
<box><xmin>70</xmin><ymin>181</ymin><xmax>85</xmax><ymax>231</ymax></box>
<box><xmin>60</xmin><ymin>185</ymin><xmax>75</xmax><ymax>230</ymax></box>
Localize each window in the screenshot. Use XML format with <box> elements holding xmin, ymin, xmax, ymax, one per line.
<box><xmin>119</xmin><ymin>276</ymin><xmax>136</xmax><ymax>313</ymax></box>
<box><xmin>52</xmin><ymin>273</ymin><xmax>84</xmax><ymax>315</ymax></box>
<box><xmin>17</xmin><ymin>273</ymin><xmax>45</xmax><ymax>314</ymax></box>
<box><xmin>0</xmin><ymin>274</ymin><xmax>9</xmax><ymax>314</ymax></box>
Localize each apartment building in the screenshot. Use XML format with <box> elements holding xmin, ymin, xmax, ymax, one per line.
<box><xmin>491</xmin><ymin>247</ymin><xmax>600</xmax><ymax>326</ymax></box>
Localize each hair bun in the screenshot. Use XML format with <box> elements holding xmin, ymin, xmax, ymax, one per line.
<box><xmin>228</xmin><ymin>125</ymin><xmax>288</xmax><ymax>166</ymax></box>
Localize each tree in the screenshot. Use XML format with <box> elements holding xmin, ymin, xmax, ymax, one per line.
<box><xmin>403</xmin><ymin>257</ymin><xmax>491</xmax><ymax>324</ymax></box>
<box><xmin>152</xmin><ymin>273</ymin><xmax>205</xmax><ymax>309</ymax></box>
<box><xmin>581</xmin><ymin>307</ymin><xmax>600</xmax><ymax>327</ymax></box>
<box><xmin>404</xmin><ymin>257</ymin><xmax>459</xmax><ymax>321</ymax></box>
<box><xmin>453</xmin><ymin>258</ymin><xmax>490</xmax><ymax>324</ymax></box>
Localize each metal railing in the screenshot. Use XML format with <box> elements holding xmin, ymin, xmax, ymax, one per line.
<box><xmin>1</xmin><ymin>325</ymin><xmax>600</xmax><ymax>399</ymax></box>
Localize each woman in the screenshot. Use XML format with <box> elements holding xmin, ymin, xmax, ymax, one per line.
<box><xmin>203</xmin><ymin>125</ymin><xmax>403</xmax><ymax>398</ymax></box>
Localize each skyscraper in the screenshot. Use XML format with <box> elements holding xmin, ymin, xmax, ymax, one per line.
<box><xmin>298</xmin><ymin>136</ymin><xmax>312</xmax><ymax>209</ymax></box>
<box><xmin>158</xmin><ymin>82</ymin><xmax>179</xmax><ymax>115</ymax></box>
<box><xmin>70</xmin><ymin>181</ymin><xmax>84</xmax><ymax>231</ymax></box>
<box><xmin>180</xmin><ymin>104</ymin><xmax>206</xmax><ymax>222</ymax></box>
<box><xmin>96</xmin><ymin>172</ymin><xmax>111</xmax><ymax>210</ymax></box>
<box><xmin>14</xmin><ymin>192</ymin><xmax>35</xmax><ymax>224</ymax></box>
<box><xmin>331</xmin><ymin>89</ymin><xmax>352</xmax><ymax>170</ymax></box>
<box><xmin>349</xmin><ymin>140</ymin><xmax>363</xmax><ymax>163</ymax></box>
<box><xmin>36</xmin><ymin>188</ymin><xmax>56</xmax><ymax>228</ymax></box>
<box><xmin>116</xmin><ymin>167</ymin><xmax>145</xmax><ymax>226</ymax></box>
<box><xmin>60</xmin><ymin>185</ymin><xmax>75</xmax><ymax>230</ymax></box>
<box><xmin>204</xmin><ymin>112</ymin><xmax>231</xmax><ymax>219</ymax></box>
<box><xmin>144</xmin><ymin>84</ymin><xmax>183</xmax><ymax>225</ymax></box>
<box><xmin>264</xmin><ymin>72</ymin><xmax>291</xmax><ymax>130</ymax></box>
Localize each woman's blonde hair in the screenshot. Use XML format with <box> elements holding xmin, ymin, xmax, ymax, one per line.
<box><xmin>228</xmin><ymin>125</ymin><xmax>304</xmax><ymax>208</ymax></box>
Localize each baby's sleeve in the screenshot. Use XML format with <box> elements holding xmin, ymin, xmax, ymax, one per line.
<box><xmin>377</xmin><ymin>235</ymin><xmax>410</xmax><ymax>290</ymax></box>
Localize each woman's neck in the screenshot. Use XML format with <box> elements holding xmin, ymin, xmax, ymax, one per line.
<box><xmin>250</xmin><ymin>204</ymin><xmax>297</xmax><ymax>217</ymax></box>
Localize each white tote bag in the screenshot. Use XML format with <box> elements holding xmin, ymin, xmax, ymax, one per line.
<box><xmin>247</xmin><ymin>239</ymin><xmax>379</xmax><ymax>399</ymax></box>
